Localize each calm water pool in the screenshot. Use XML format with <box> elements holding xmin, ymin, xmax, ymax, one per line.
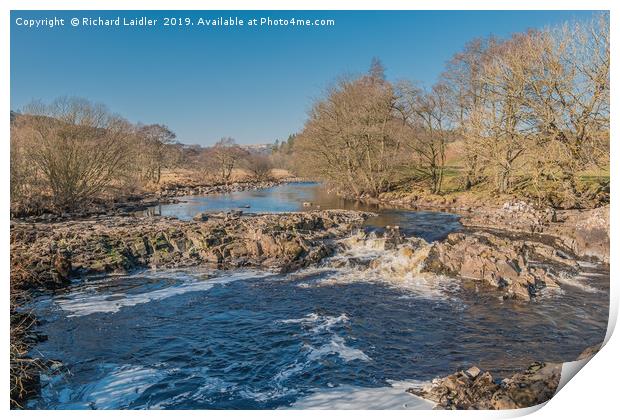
<box><xmin>145</xmin><ymin>182</ymin><xmax>462</xmax><ymax>242</ymax></box>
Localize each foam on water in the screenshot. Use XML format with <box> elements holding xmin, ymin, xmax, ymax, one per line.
<box><xmin>279</xmin><ymin>312</ymin><xmax>371</xmax><ymax>363</ymax></box>
<box><xmin>577</xmin><ymin>260</ymin><xmax>600</xmax><ymax>269</ymax></box>
<box><xmin>305</xmin><ymin>336</ymin><xmax>371</xmax><ymax>362</ymax></box>
<box><xmin>298</xmin><ymin>230</ymin><xmax>606</xmax><ymax>302</ymax></box>
<box><xmin>290</xmin><ymin>379</ymin><xmax>435</xmax><ymax>410</ymax></box>
<box><xmin>292</xmin><ymin>231</ymin><xmax>459</xmax><ymax>300</ymax></box>
<box><xmin>149</xmin><ymin>374</ymin><xmax>237</xmax><ymax>408</ymax></box>
<box><xmin>554</xmin><ymin>273</ymin><xmax>601</xmax><ymax>294</ymax></box>
<box><xmin>57</xmin><ymin>270</ymin><xmax>270</xmax><ymax>317</ymax></box>
<box><xmin>280</xmin><ymin>312</ymin><xmax>350</xmax><ymax>333</ymax></box>
<box><xmin>238</xmin><ymin>387</ymin><xmax>299</xmax><ymax>403</ymax></box>
<box><xmin>39</xmin><ymin>364</ymin><xmax>167</xmax><ymax>409</ymax></box>
<box><xmin>37</xmin><ymin>364</ymin><xmax>245</xmax><ymax>409</ymax></box>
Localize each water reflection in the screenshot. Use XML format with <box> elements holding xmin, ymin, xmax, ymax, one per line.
<box><xmin>145</xmin><ymin>182</ymin><xmax>461</xmax><ymax>242</ymax></box>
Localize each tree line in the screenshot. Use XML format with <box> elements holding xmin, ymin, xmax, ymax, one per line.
<box><xmin>10</xmin><ymin>99</ymin><xmax>276</xmax><ymax>215</ymax></box>
<box><xmin>292</xmin><ymin>14</ymin><xmax>609</xmax><ymax>208</ymax></box>
<box><xmin>10</xmin><ymin>14</ymin><xmax>609</xmax><ymax>214</ymax></box>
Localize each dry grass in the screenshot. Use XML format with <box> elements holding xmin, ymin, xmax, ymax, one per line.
<box><xmin>154</xmin><ymin>167</ymin><xmax>293</xmax><ymax>191</ymax></box>
<box><xmin>9</xmin><ymin>250</ymin><xmax>50</xmax><ymax>409</ymax></box>
<box><xmin>10</xmin><ymin>306</ymin><xmax>44</xmax><ymax>409</ymax></box>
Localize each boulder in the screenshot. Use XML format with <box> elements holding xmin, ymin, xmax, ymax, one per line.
<box><xmin>422</xmin><ymin>231</ymin><xmax>577</xmax><ymax>300</ymax></box>
<box><xmin>408</xmin><ymin>362</ymin><xmax>561</xmax><ymax>410</ymax></box>
<box><xmin>560</xmin><ymin>206</ymin><xmax>609</xmax><ymax>263</ymax></box>
<box><xmin>408</xmin><ymin>367</ymin><xmax>500</xmax><ymax>409</ymax></box>
<box><xmin>493</xmin><ymin>362</ymin><xmax>561</xmax><ymax>409</ymax></box>
<box><xmin>226</xmin><ymin>210</ymin><xmax>243</xmax><ymax>219</ymax></box>
<box><xmin>192</xmin><ymin>212</ymin><xmax>209</xmax><ymax>222</ymax></box>
<box><xmin>50</xmin><ymin>247</ymin><xmax>72</xmax><ymax>287</ymax></box>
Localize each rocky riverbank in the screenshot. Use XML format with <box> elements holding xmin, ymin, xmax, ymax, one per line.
<box><xmin>14</xmin><ymin>180</ymin><xmax>288</xmax><ymax>223</ymax></box>
<box><xmin>407</xmin><ymin>362</ymin><xmax>562</xmax><ymax>410</ymax></box>
<box><xmin>338</xmin><ymin>187</ymin><xmax>610</xmax><ymax>265</ymax></box>
<box><xmin>458</xmin><ymin>202</ymin><xmax>610</xmax><ymax>264</ymax></box>
<box><xmin>156</xmin><ymin>180</ymin><xmax>285</xmax><ymax>199</ymax></box>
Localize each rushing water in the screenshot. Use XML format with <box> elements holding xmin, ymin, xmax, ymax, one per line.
<box><xmin>27</xmin><ymin>183</ymin><xmax>609</xmax><ymax>409</ymax></box>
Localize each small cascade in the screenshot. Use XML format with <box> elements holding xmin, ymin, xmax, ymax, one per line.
<box><xmin>294</xmin><ymin>229</ymin><xmax>458</xmax><ymax>299</ymax></box>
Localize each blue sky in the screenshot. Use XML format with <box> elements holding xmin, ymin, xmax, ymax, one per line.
<box><xmin>11</xmin><ymin>10</ymin><xmax>598</xmax><ymax>146</ymax></box>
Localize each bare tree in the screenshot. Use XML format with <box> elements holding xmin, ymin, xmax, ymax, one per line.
<box><xmin>14</xmin><ymin>98</ymin><xmax>134</xmax><ymax>211</ymax></box>
<box><xmin>521</xmin><ymin>15</ymin><xmax>610</xmax><ymax>205</ymax></box>
<box><xmin>136</xmin><ymin>124</ymin><xmax>177</xmax><ymax>184</ymax></box>
<box><xmin>243</xmin><ymin>154</ymin><xmax>273</xmax><ymax>181</ymax></box>
<box><xmin>439</xmin><ymin>13</ymin><xmax>609</xmax><ymax>204</ymax></box>
<box><xmin>201</xmin><ymin>137</ymin><xmax>248</xmax><ymax>184</ymax></box>
<box><xmin>295</xmin><ymin>59</ymin><xmax>407</xmax><ymax>197</ymax></box>
<box><xmin>475</xmin><ymin>33</ymin><xmax>535</xmax><ymax>193</ymax></box>
<box><xmin>399</xmin><ymin>82</ymin><xmax>453</xmax><ymax>194</ymax></box>
<box><xmin>442</xmin><ymin>38</ymin><xmax>495</xmax><ymax>190</ymax></box>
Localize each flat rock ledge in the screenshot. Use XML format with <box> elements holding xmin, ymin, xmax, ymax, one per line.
<box><xmin>370</xmin><ymin>191</ymin><xmax>609</xmax><ymax>265</ymax></box>
<box><xmin>460</xmin><ymin>203</ymin><xmax>609</xmax><ymax>264</ymax></box>
<box><xmin>10</xmin><ymin>210</ymin><xmax>372</xmax><ymax>291</ymax></box>
<box><xmin>408</xmin><ymin>362</ymin><xmax>561</xmax><ymax>410</ymax></box>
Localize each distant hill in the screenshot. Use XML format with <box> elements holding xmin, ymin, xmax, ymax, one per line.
<box><xmin>240</xmin><ymin>144</ymin><xmax>274</xmax><ymax>155</ymax></box>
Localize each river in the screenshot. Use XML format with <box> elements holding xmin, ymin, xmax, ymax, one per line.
<box><xmin>26</xmin><ymin>183</ymin><xmax>609</xmax><ymax>409</ymax></box>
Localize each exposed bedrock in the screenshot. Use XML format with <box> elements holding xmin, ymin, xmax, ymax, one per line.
<box><xmin>340</xmin><ymin>228</ymin><xmax>583</xmax><ymax>301</ymax></box>
<box><xmin>554</xmin><ymin>206</ymin><xmax>610</xmax><ymax>264</ymax></box>
<box><xmin>407</xmin><ymin>362</ymin><xmax>562</xmax><ymax>410</ymax></box>
<box><xmin>10</xmin><ymin>210</ymin><xmax>372</xmax><ymax>291</ymax></box>
<box><xmin>422</xmin><ymin>231</ymin><xmax>577</xmax><ymax>301</ymax></box>
<box><xmin>461</xmin><ymin>202</ymin><xmax>609</xmax><ymax>264</ymax></box>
